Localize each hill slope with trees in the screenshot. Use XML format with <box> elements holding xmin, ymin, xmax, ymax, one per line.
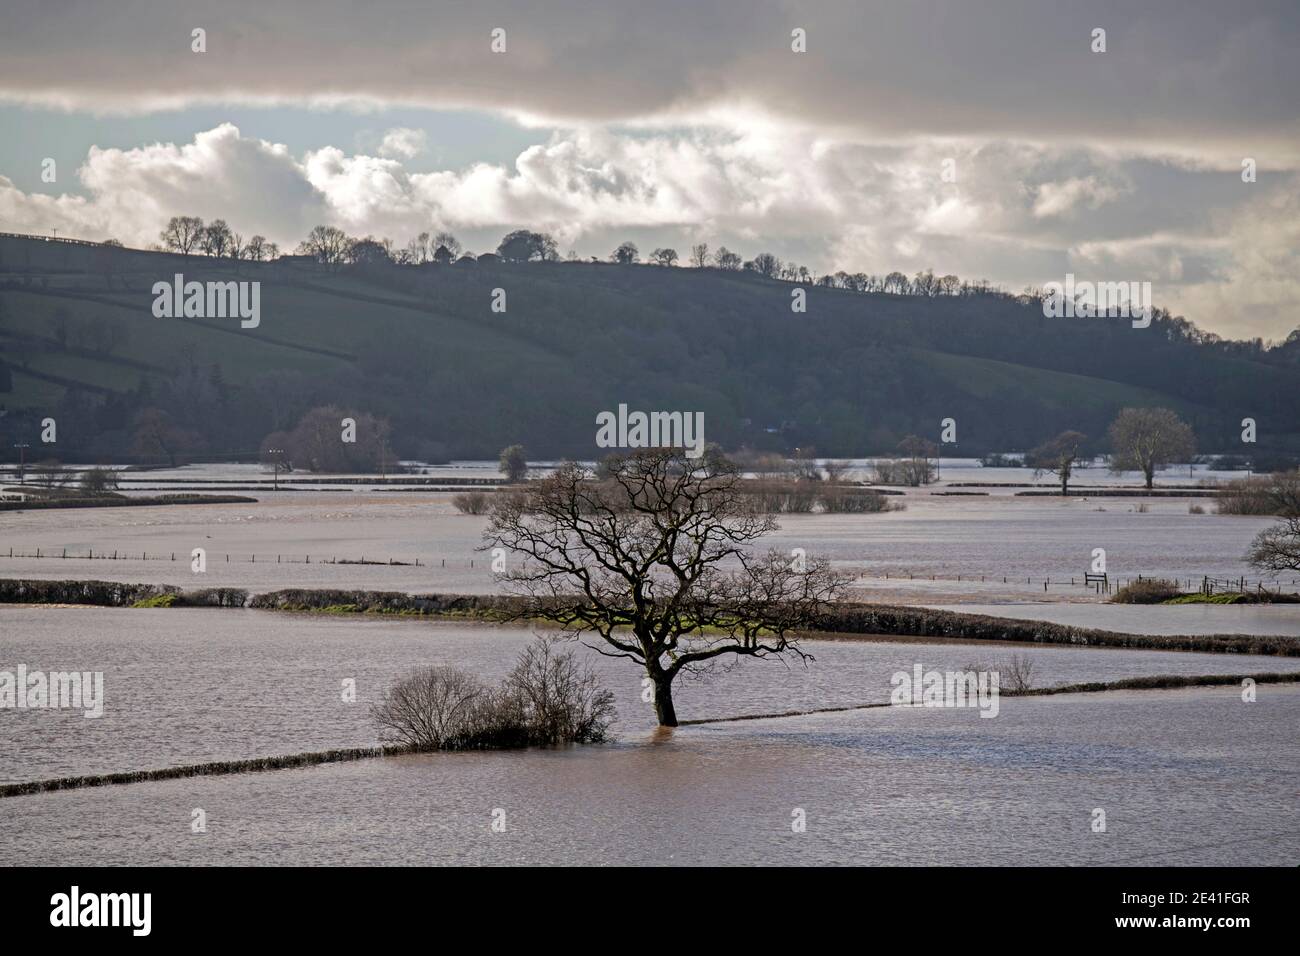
<box><xmin>1</xmin><ymin>233</ymin><xmax>1297</xmax><ymax>464</ymax></box>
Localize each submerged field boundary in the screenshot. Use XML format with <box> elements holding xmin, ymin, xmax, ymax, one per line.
<box><xmin>2</xmin><ymin>577</ymin><xmax>1298</xmax><ymax>656</ymax></box>
<box><xmin>4</xmin><ymin>672</ymin><xmax>1298</xmax><ymax>799</ymax></box>
<box><xmin>679</xmin><ymin>671</ymin><xmax>1300</xmax><ymax>724</ymax></box>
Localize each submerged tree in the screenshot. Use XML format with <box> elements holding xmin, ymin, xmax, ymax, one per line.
<box><xmin>1027</xmin><ymin>430</ymin><xmax>1087</xmax><ymax>495</ymax></box>
<box><xmin>1107</xmin><ymin>407</ymin><xmax>1196</xmax><ymax>489</ymax></box>
<box><xmin>498</xmin><ymin>444</ymin><xmax>528</xmax><ymax>483</ymax></box>
<box><xmin>484</xmin><ymin>449</ymin><xmax>845</xmax><ymax>726</ymax></box>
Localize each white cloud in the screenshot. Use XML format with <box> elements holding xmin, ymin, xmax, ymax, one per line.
<box><xmin>377</xmin><ymin>127</ymin><xmax>427</xmax><ymax>160</ymax></box>
<box><xmin>1032</xmin><ymin>176</ymin><xmax>1126</xmax><ymax>218</ymax></box>
<box><xmin>0</xmin><ymin>123</ymin><xmax>1295</xmax><ymax>339</ymax></box>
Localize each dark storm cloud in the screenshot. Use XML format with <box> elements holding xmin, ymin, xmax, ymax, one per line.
<box><xmin>0</xmin><ymin>0</ymin><xmax>1296</xmax><ymax>158</ymax></box>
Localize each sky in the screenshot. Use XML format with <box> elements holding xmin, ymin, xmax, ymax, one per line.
<box><xmin>0</xmin><ymin>0</ymin><xmax>1297</xmax><ymax>340</ymax></box>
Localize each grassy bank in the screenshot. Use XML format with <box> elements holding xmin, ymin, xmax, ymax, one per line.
<box><xmin>3</xmin><ymin>578</ymin><xmax>1298</xmax><ymax>656</ymax></box>
<box><xmin>1112</xmin><ymin>577</ymin><xmax>1299</xmax><ymax>606</ymax></box>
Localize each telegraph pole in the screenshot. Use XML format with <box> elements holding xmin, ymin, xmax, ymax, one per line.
<box><xmin>12</xmin><ymin>442</ymin><xmax>30</xmax><ymax>484</ymax></box>
<box><xmin>268</xmin><ymin>447</ymin><xmax>284</xmax><ymax>491</ymax></box>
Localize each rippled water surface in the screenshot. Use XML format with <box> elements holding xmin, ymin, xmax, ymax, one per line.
<box><xmin>2</xmin><ymin>607</ymin><xmax>1299</xmax><ymax>865</ymax></box>
<box><xmin>3</xmin><ymin>686</ymin><xmax>1297</xmax><ymax>866</ymax></box>
<box><xmin>3</xmin><ymin>607</ymin><xmax>1298</xmax><ymax>784</ymax></box>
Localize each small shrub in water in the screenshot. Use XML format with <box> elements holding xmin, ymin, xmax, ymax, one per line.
<box><xmin>1111</xmin><ymin>578</ymin><xmax>1183</xmax><ymax>604</ymax></box>
<box><xmin>370</xmin><ymin>637</ymin><xmax>615</xmax><ymax>750</ymax></box>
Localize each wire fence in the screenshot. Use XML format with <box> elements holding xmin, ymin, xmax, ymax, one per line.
<box><xmin>0</xmin><ymin>547</ymin><xmax>490</xmax><ymax>568</ymax></box>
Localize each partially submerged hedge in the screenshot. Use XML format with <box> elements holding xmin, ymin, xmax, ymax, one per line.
<box><xmin>3</xmin><ymin>578</ymin><xmax>1297</xmax><ymax>656</ymax></box>
<box><xmin>806</xmin><ymin>603</ymin><xmax>1300</xmax><ymax>657</ymax></box>
<box><xmin>0</xmin><ymin>579</ymin><xmax>247</xmax><ymax>608</ymax></box>
<box><xmin>248</xmin><ymin>588</ymin><xmax>530</xmax><ymax>618</ymax></box>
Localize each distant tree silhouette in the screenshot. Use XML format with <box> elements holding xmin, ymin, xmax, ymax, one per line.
<box><xmin>348</xmin><ymin>237</ymin><xmax>392</xmax><ymax>266</ymax></box>
<box><xmin>499</xmin><ymin>444</ymin><xmax>528</xmax><ymax>483</ymax></box>
<box><xmin>712</xmin><ymin>246</ymin><xmax>741</xmax><ymax>270</ymax></box>
<box><xmin>244</xmin><ymin>236</ymin><xmax>277</xmax><ymax>261</ymax></box>
<box><xmin>297</xmin><ymin>225</ymin><xmax>352</xmax><ymax>268</ymax></box>
<box><xmin>752</xmin><ymin>252</ymin><xmax>781</xmax><ymax>278</ymax></box>
<box><xmin>159</xmin><ymin>216</ymin><xmax>205</xmax><ymax>255</ymax></box>
<box><xmin>497</xmin><ymin>230</ymin><xmax>556</xmax><ymax>262</ymax></box>
<box><xmin>433</xmin><ymin>231</ymin><xmax>463</xmax><ymax>259</ymax></box>
<box><xmin>200</xmin><ymin>219</ymin><xmax>234</xmax><ymax>258</ymax></box>
<box><xmin>611</xmin><ymin>241</ymin><xmax>639</xmax><ymax>265</ymax></box>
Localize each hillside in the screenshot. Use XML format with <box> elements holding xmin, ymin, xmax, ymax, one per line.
<box><xmin>1</xmin><ymin>233</ymin><xmax>1298</xmax><ymax>463</ymax></box>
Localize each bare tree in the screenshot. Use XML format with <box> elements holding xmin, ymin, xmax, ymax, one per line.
<box><xmin>159</xmin><ymin>216</ymin><xmax>205</xmax><ymax>254</ymax></box>
<box><xmin>30</xmin><ymin>459</ymin><xmax>69</xmax><ymax>490</ymax></box>
<box><xmin>371</xmin><ymin>666</ymin><xmax>488</xmax><ymax>748</ymax></box>
<box><xmin>1027</xmin><ymin>430</ymin><xmax>1087</xmax><ymax>495</ymax></box>
<box><xmin>650</xmin><ymin>247</ymin><xmax>679</xmax><ymax>267</ymax></box>
<box><xmin>244</xmin><ymin>235</ymin><xmax>277</xmax><ymax>261</ymax></box>
<box><xmin>484</xmin><ymin>449</ymin><xmax>846</xmax><ymax>726</ymax></box>
<box><xmin>502</xmin><ymin>637</ymin><xmax>616</xmax><ymax>744</ymax></box>
<box><xmin>406</xmin><ymin>231</ymin><xmax>432</xmax><ymax>264</ymax></box>
<box><xmin>1107</xmin><ymin>407</ymin><xmax>1196</xmax><ymax>489</ymax></box>
<box><xmin>371</xmin><ymin>638</ymin><xmax>615</xmax><ymax>749</ymax></box>
<box><xmin>712</xmin><ymin>246</ymin><xmax>742</xmax><ymax>270</ymax></box>
<box><xmin>751</xmin><ymin>252</ymin><xmax>781</xmax><ymax>278</ymax></box>
<box><xmin>895</xmin><ymin>435</ymin><xmax>938</xmax><ymax>486</ymax></box>
<box><xmin>1248</xmin><ymin>516</ymin><xmax>1300</xmax><ymax>572</ymax></box>
<box><xmin>200</xmin><ymin>219</ymin><xmax>234</xmax><ymax>258</ymax></box>
<box><xmin>690</xmin><ymin>242</ymin><xmax>709</xmax><ymax>268</ymax></box>
<box><xmin>296</xmin><ymin>225</ymin><xmax>352</xmax><ymax>268</ymax></box>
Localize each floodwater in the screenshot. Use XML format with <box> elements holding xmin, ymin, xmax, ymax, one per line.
<box><xmin>3</xmin><ymin>463</ymin><xmax>1298</xmax><ymax>865</ymax></box>
<box><xmin>2</xmin><ymin>675</ymin><xmax>1297</xmax><ymax>865</ymax></box>
<box><xmin>4</xmin><ymin>608</ymin><xmax>1298</xmax><ymax>784</ymax></box>
<box><xmin>1</xmin><ymin>487</ymin><xmax>1291</xmax><ymax>609</ymax></box>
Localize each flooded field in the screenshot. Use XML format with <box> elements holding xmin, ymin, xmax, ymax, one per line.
<box><xmin>3</xmin><ymin>462</ymin><xmax>1297</xmax><ymax>867</ymax></box>
<box><xmin>3</xmin><ymin>680</ymin><xmax>1297</xmax><ymax>866</ymax></box>
<box><xmin>2</xmin><ymin>607</ymin><xmax>1297</xmax><ymax>785</ymax></box>
<box><xmin>1</xmin><ymin>481</ymin><xmax>1290</xmax><ymax>610</ymax></box>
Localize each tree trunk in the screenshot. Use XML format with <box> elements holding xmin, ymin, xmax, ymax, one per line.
<box><xmin>1144</xmin><ymin>465</ymin><xmax>1154</xmax><ymax>490</ymax></box>
<box><xmin>652</xmin><ymin>672</ymin><xmax>678</xmax><ymax>727</ymax></box>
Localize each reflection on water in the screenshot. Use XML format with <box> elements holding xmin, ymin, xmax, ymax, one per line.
<box><xmin>3</xmin><ymin>687</ymin><xmax>1297</xmax><ymax>866</ymax></box>
<box><xmin>2</xmin><ymin>607</ymin><xmax>1296</xmax><ymax>785</ymax></box>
